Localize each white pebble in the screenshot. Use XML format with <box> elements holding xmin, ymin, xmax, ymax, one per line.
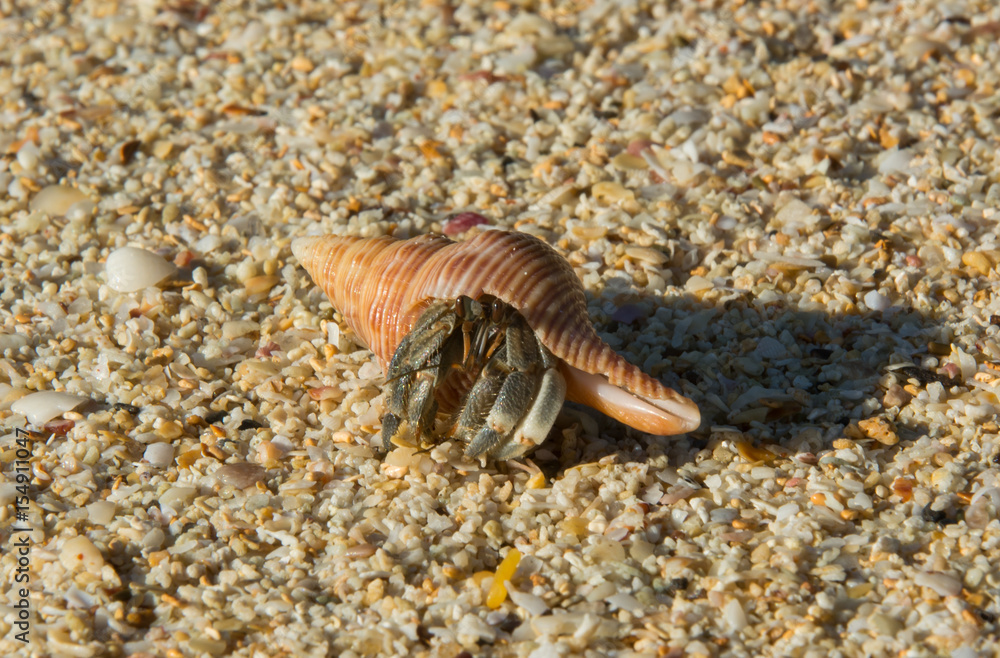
<box><xmin>532</xmin><ymin>612</ymin><xmax>587</xmax><ymax>637</ymax></box>
<box><xmin>7</xmin><ymin>178</ymin><xmax>27</xmax><ymax>200</ymax></box>
<box><xmin>754</xmin><ymin>336</ymin><xmax>787</xmax><ymax>359</ymax></box>
<box><xmin>65</xmin><ymin>200</ymin><xmax>96</xmax><ymax>222</ymax></box>
<box><xmin>667</xmin><ymin>158</ymin><xmax>708</xmax><ymax>185</ymax></box>
<box><xmin>606</xmin><ymin>592</ymin><xmax>644</xmax><ymax>614</ymax></box>
<box><xmin>849</xmin><ymin>493</ymin><xmax>873</xmax><ymax>510</ymax></box>
<box><xmin>913</xmin><ymin>571</ymin><xmax>961</xmax><ymax>597</ymax></box>
<box><xmin>358</xmin><ymin>361</ymin><xmax>383</xmax><ymax>380</ymax></box>
<box><xmin>16</xmin><ymin>141</ymin><xmax>40</xmax><ymax>171</ymax></box>
<box><xmin>86</xmin><ymin>501</ymin><xmax>117</xmax><ymax>525</ymax></box>
<box><xmin>585</xmin><ymin>537</ymin><xmax>626</xmax><ymax>562</ymax></box>
<box><xmin>29</xmin><ymin>184</ymin><xmax>89</xmax><ymax>215</ymax></box>
<box><xmin>864</xmin><ymin>289</ymin><xmax>891</xmax><ymax>312</ymax></box>
<box><xmin>507</xmin><ymin>586</ymin><xmax>550</xmax><ymax>616</ymax></box>
<box><xmin>159</xmin><ymin>486</ymin><xmax>196</xmax><ymax>511</ymax></box>
<box><xmin>952</xmin><ymin>648</ymin><xmax>979</xmax><ymax>658</ymax></box>
<box><xmin>141</xmin><ymin>528</ymin><xmax>165</xmax><ymax>550</ymax></box>
<box><xmin>877</xmin><ymin>148</ymin><xmax>914</xmax><ymax>175</ymax></box>
<box><xmin>235</xmin><ymin>258</ymin><xmax>258</xmax><ymax>283</ymax></box>
<box><xmin>723</xmin><ymin>597</ymin><xmax>749</xmax><ymax>632</ymax></box>
<box><xmin>60</xmin><ymin>536</ymin><xmax>105</xmax><ymax>573</ymax></box>
<box><xmin>774</xmin><ymin>502</ymin><xmax>800</xmax><ymax>521</ymax></box>
<box><xmin>194</xmin><ymin>234</ymin><xmax>222</xmax><ymax>253</ymax></box>
<box><xmin>456</xmin><ymin>613</ymin><xmax>496</xmax><ymax>643</ymax></box>
<box><xmin>144</xmin><ymin>443</ymin><xmax>175</xmax><ymax>468</ymax></box>
<box><xmin>685</xmin><ymin>275</ymin><xmax>713</xmax><ymax>292</ymax></box>
<box><xmin>586</xmin><ymin>580</ymin><xmax>617</xmax><ymax>602</ymax></box>
<box><xmin>716</xmin><ymin>215</ymin><xmax>737</xmax><ymax>230</ymax></box>
<box><xmin>105</xmin><ymin>246</ymin><xmax>177</xmax><ymax>292</ymax></box>
<box><xmin>775</xmin><ymin>198</ymin><xmax>815</xmax><ymax>229</ymax></box>
<box><xmin>65</xmin><ymin>587</ymin><xmax>98</xmax><ymax>610</ymax></box>
<box><xmin>222</xmin><ymin>320</ymin><xmax>260</xmax><ymax>340</ymax></box>
<box><xmin>10</xmin><ymin>391</ymin><xmax>87</xmax><ymax>425</ymax></box>
<box><xmin>951</xmin><ymin>346</ymin><xmax>977</xmax><ymax>382</ymax></box>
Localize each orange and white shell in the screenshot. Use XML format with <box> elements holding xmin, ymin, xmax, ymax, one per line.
<box><xmin>292</xmin><ymin>230</ymin><xmax>700</xmax><ymax>436</ymax></box>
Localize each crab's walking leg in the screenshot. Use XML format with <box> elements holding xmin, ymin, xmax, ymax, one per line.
<box><xmin>381</xmin><ymin>301</ymin><xmax>462</xmax><ymax>449</ymax></box>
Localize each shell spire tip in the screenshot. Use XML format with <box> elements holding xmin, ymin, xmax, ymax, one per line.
<box><xmin>291</xmin><ymin>236</ymin><xmax>321</xmax><ymax>265</ymax></box>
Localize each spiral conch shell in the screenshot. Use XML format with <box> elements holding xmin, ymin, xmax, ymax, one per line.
<box><xmin>292</xmin><ymin>230</ymin><xmax>700</xmax><ymax>437</ymax></box>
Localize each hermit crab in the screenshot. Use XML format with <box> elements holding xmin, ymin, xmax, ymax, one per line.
<box><xmin>293</xmin><ymin>229</ymin><xmax>700</xmax><ymax>459</ymax></box>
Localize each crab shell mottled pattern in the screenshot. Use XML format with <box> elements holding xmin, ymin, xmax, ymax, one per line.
<box><xmin>292</xmin><ymin>230</ymin><xmax>700</xmax><ymax>436</ymax></box>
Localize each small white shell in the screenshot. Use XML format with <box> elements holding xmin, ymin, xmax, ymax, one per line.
<box><xmin>144</xmin><ymin>443</ymin><xmax>175</xmax><ymax>468</ymax></box>
<box><xmin>29</xmin><ymin>184</ymin><xmax>89</xmax><ymax>215</ymax></box>
<box><xmin>10</xmin><ymin>391</ymin><xmax>87</xmax><ymax>425</ymax></box>
<box><xmin>105</xmin><ymin>246</ymin><xmax>177</xmax><ymax>292</ymax></box>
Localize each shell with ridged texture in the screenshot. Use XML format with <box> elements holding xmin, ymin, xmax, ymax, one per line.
<box><xmin>293</xmin><ymin>230</ymin><xmax>700</xmax><ymax>436</ymax></box>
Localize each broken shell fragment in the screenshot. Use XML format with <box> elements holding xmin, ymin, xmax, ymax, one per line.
<box><xmin>29</xmin><ymin>184</ymin><xmax>89</xmax><ymax>215</ymax></box>
<box><xmin>11</xmin><ymin>391</ymin><xmax>88</xmax><ymax>426</ymax></box>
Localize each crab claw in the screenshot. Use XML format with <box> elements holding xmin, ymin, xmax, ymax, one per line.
<box><xmin>559</xmin><ymin>363</ymin><xmax>701</xmax><ymax>435</ymax></box>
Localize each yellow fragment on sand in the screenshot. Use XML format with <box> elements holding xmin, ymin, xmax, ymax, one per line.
<box><xmin>486</xmin><ymin>548</ymin><xmax>522</xmax><ymax>609</ymax></box>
